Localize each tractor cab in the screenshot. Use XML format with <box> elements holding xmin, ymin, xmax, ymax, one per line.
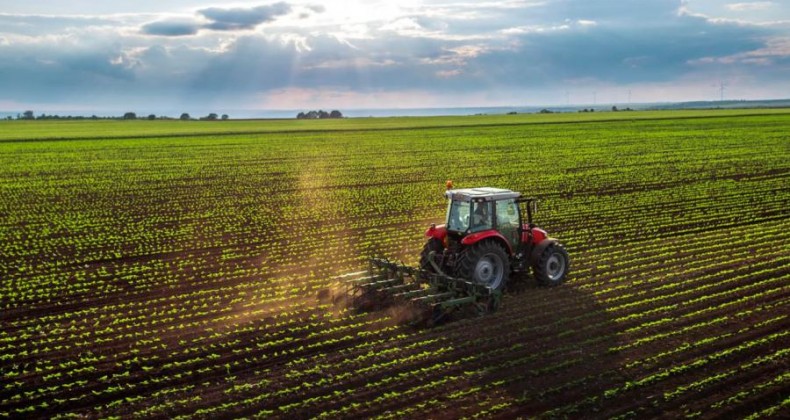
<box><xmin>446</xmin><ymin>187</ymin><xmax>519</xmax><ymax>232</ymax></box>
<box><xmin>444</xmin><ymin>187</ymin><xmax>540</xmax><ymax>251</ymax></box>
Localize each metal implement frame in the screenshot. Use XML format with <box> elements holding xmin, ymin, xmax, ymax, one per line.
<box><xmin>347</xmin><ymin>257</ymin><xmax>502</xmax><ymax>325</ymax></box>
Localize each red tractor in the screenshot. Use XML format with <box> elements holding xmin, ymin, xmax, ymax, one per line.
<box><xmin>420</xmin><ymin>185</ymin><xmax>570</xmax><ymax>291</ymax></box>
<box><xmin>347</xmin><ymin>184</ymin><xmax>570</xmax><ymax>324</ymax></box>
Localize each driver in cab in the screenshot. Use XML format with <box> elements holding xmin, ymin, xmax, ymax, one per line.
<box><xmin>472</xmin><ymin>203</ymin><xmax>492</xmax><ymax>231</ymax></box>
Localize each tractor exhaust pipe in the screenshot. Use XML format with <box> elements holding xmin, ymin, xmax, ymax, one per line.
<box><xmin>526</xmin><ymin>199</ymin><xmax>534</xmax><ymax>225</ymax></box>
<box><xmin>516</xmin><ymin>197</ymin><xmax>538</xmax><ymax>226</ymax></box>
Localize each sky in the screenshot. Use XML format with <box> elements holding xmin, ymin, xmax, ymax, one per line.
<box><xmin>1</xmin><ymin>0</ymin><xmax>789</xmax><ymax>114</ymax></box>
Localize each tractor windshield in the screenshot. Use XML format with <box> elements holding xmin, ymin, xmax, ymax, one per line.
<box><xmin>446</xmin><ymin>199</ymin><xmax>470</xmax><ymax>232</ymax></box>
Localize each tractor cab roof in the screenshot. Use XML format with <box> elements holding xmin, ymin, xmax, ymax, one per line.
<box><xmin>445</xmin><ymin>187</ymin><xmax>521</xmax><ymax>202</ymax></box>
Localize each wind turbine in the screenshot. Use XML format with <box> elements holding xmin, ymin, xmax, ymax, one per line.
<box><xmin>719</xmin><ymin>81</ymin><xmax>727</xmax><ymax>102</ymax></box>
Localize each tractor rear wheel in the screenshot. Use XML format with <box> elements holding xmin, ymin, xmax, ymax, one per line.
<box><xmin>455</xmin><ymin>240</ymin><xmax>509</xmax><ymax>292</ymax></box>
<box><xmin>419</xmin><ymin>238</ymin><xmax>444</xmax><ymax>273</ymax></box>
<box><xmin>533</xmin><ymin>242</ymin><xmax>570</xmax><ymax>286</ymax></box>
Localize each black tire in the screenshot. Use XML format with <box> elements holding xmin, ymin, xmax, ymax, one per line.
<box><xmin>419</xmin><ymin>238</ymin><xmax>444</xmax><ymax>273</ymax></box>
<box><xmin>455</xmin><ymin>240</ymin><xmax>510</xmax><ymax>292</ymax></box>
<box><xmin>533</xmin><ymin>243</ymin><xmax>570</xmax><ymax>286</ymax></box>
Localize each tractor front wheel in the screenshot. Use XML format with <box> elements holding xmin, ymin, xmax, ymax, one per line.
<box><xmin>455</xmin><ymin>240</ymin><xmax>509</xmax><ymax>292</ymax></box>
<box><xmin>533</xmin><ymin>242</ymin><xmax>570</xmax><ymax>286</ymax></box>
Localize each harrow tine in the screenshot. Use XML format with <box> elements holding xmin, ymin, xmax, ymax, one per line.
<box><xmin>358</xmin><ymin>278</ymin><xmax>404</xmax><ymax>291</ymax></box>
<box><xmin>346</xmin><ymin>274</ymin><xmax>387</xmax><ymax>284</ymax></box>
<box><xmin>334</xmin><ymin>270</ymin><xmax>368</xmax><ymax>279</ymax></box>
<box><xmin>378</xmin><ymin>283</ymin><xmax>422</xmax><ymax>294</ymax></box>
<box><xmin>393</xmin><ymin>288</ymin><xmax>435</xmax><ymax>299</ymax></box>
<box><xmin>411</xmin><ymin>292</ymin><xmax>455</xmax><ymax>304</ymax></box>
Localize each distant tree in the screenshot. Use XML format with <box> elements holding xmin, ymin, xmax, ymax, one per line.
<box><xmin>539</xmin><ymin>109</ymin><xmax>553</xmax><ymax>114</ymax></box>
<box><xmin>298</xmin><ymin>110</ymin><xmax>343</xmax><ymax>119</ymax></box>
<box><xmin>221</xmin><ymin>114</ymin><xmax>229</xmax><ymax>120</ymax></box>
<box><xmin>611</xmin><ymin>106</ymin><xmax>618</xmax><ymax>112</ymax></box>
<box><xmin>123</xmin><ymin>112</ymin><xmax>137</xmax><ymax>120</ymax></box>
<box><xmin>180</xmin><ymin>113</ymin><xmax>191</xmax><ymax>121</ymax></box>
<box><xmin>206</xmin><ymin>113</ymin><xmax>218</xmax><ymax>120</ymax></box>
<box><xmin>22</xmin><ymin>110</ymin><xmax>34</xmax><ymax>120</ymax></box>
<box><xmin>147</xmin><ymin>114</ymin><xmax>157</xmax><ymax>120</ymax></box>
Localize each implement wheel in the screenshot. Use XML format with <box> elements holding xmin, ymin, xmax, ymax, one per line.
<box><xmin>533</xmin><ymin>242</ymin><xmax>570</xmax><ymax>287</ymax></box>
<box><xmin>455</xmin><ymin>240</ymin><xmax>509</xmax><ymax>292</ymax></box>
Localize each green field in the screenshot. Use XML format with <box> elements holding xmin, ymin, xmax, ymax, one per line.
<box><xmin>1</xmin><ymin>110</ymin><xmax>789</xmax><ymax>418</ymax></box>
<box><xmin>4</xmin><ymin>108</ymin><xmax>790</xmax><ymax>141</ymax></box>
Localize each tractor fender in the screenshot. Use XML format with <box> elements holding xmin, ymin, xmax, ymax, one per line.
<box><xmin>530</xmin><ymin>238</ymin><xmax>560</xmax><ymax>266</ymax></box>
<box><xmin>521</xmin><ymin>226</ymin><xmax>548</xmax><ymax>244</ymax></box>
<box><xmin>461</xmin><ymin>230</ymin><xmax>514</xmax><ymax>255</ymax></box>
<box><xmin>425</xmin><ymin>224</ymin><xmax>447</xmax><ymax>241</ymax></box>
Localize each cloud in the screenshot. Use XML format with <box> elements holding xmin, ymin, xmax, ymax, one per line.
<box><xmin>0</xmin><ymin>13</ymin><xmax>124</xmax><ymax>36</ymax></box>
<box><xmin>690</xmin><ymin>36</ymin><xmax>790</xmax><ymax>65</ymax></box>
<box><xmin>1</xmin><ymin>0</ymin><xmax>789</xmax><ymax>111</ymax></box>
<box><xmin>681</xmin><ymin>0</ymin><xmax>789</xmax><ymax>26</ymax></box>
<box><xmin>141</xmin><ymin>19</ymin><xmax>200</xmax><ymax>36</ymax></box>
<box><xmin>0</xmin><ymin>40</ymin><xmax>136</xmax><ymax>106</ymax></box>
<box><xmin>306</xmin><ymin>4</ymin><xmax>326</xmax><ymax>14</ymax></box>
<box><xmin>198</xmin><ymin>2</ymin><xmax>292</xmax><ymax>31</ymax></box>
<box><xmin>726</xmin><ymin>2</ymin><xmax>774</xmax><ymax>12</ymax></box>
<box><xmin>139</xmin><ymin>3</ymin><xmax>296</xmax><ymax>37</ymax></box>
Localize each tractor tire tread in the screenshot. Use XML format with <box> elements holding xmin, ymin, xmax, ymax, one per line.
<box><xmin>454</xmin><ymin>239</ymin><xmax>510</xmax><ymax>293</ymax></box>
<box><xmin>533</xmin><ymin>242</ymin><xmax>570</xmax><ymax>287</ymax></box>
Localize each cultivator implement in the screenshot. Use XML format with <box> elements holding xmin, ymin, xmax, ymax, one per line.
<box><xmin>344</xmin><ymin>257</ymin><xmax>502</xmax><ymax>326</ymax></box>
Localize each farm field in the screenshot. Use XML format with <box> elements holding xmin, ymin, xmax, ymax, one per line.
<box><xmin>1</xmin><ymin>110</ymin><xmax>789</xmax><ymax>418</ymax></box>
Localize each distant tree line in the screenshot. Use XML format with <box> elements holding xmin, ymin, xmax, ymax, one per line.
<box><xmin>578</xmin><ymin>106</ymin><xmax>634</xmax><ymax>113</ymax></box>
<box><xmin>296</xmin><ymin>110</ymin><xmax>343</xmax><ymax>119</ymax></box>
<box><xmin>12</xmin><ymin>110</ymin><xmax>229</xmax><ymax>121</ymax></box>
